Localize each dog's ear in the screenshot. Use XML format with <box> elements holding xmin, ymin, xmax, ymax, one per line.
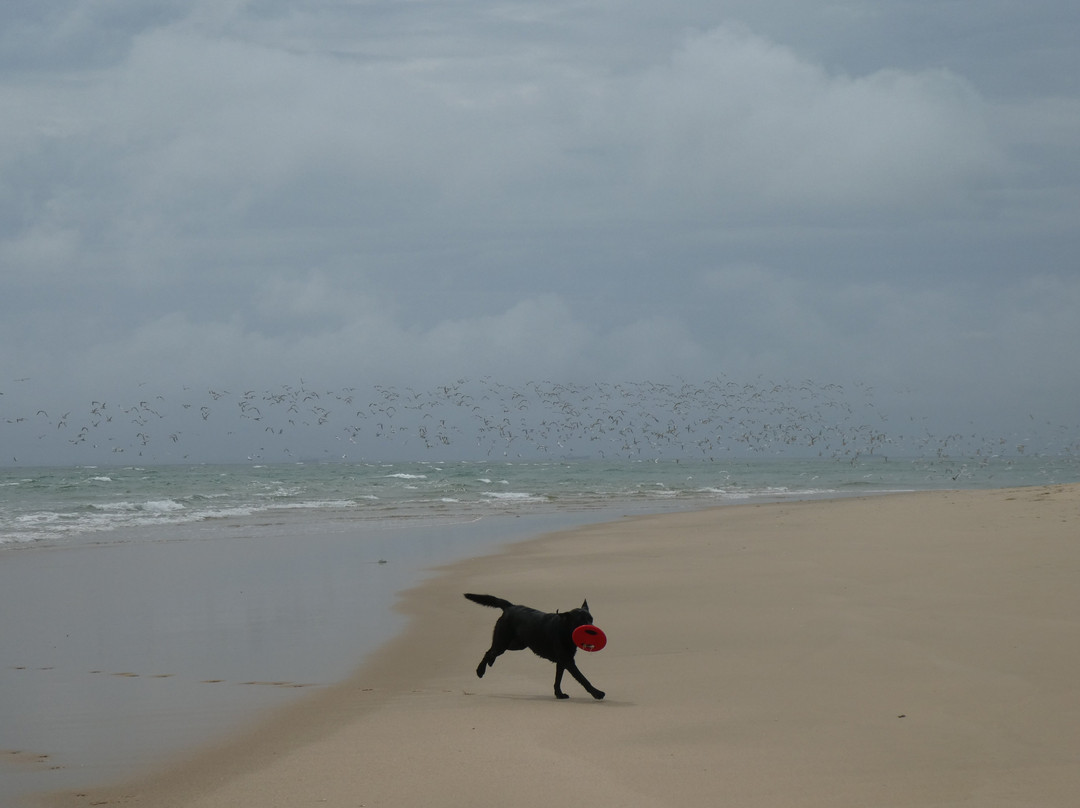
<box><xmin>581</xmin><ymin>598</ymin><xmax>589</xmax><ymax>612</ymax></box>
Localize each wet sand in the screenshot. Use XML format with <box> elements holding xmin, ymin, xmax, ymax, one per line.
<box><xmin>2</xmin><ymin>507</ymin><xmax>626</xmax><ymax>806</ymax></box>
<box><xmin>37</xmin><ymin>485</ymin><xmax>1080</xmax><ymax>807</ymax></box>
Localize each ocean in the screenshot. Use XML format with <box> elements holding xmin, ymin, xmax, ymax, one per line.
<box><xmin>2</xmin><ymin>455</ymin><xmax>1078</xmax><ymax>804</ymax></box>
<box><xmin>4</xmin><ymin>455</ymin><xmax>1079</xmax><ymax>549</ymax></box>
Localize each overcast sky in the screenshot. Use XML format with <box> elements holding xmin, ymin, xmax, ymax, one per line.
<box><xmin>3</xmin><ymin>1</ymin><xmax>1079</xmax><ymax>463</ymax></box>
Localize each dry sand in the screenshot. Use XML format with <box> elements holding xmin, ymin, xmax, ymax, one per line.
<box><xmin>42</xmin><ymin>485</ymin><xmax>1080</xmax><ymax>807</ymax></box>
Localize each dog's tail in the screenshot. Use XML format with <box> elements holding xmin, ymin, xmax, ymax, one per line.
<box><xmin>464</xmin><ymin>593</ymin><xmax>513</xmax><ymax>610</ymax></box>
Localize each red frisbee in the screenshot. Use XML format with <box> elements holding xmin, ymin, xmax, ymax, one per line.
<box><xmin>572</xmin><ymin>624</ymin><xmax>607</xmax><ymax>652</ymax></box>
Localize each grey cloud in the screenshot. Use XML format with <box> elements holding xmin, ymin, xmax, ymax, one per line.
<box><xmin>2</xmin><ymin>1</ymin><xmax>1078</xmax><ymax>463</ymax></box>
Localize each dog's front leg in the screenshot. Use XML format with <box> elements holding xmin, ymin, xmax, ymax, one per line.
<box><xmin>565</xmin><ymin>661</ymin><xmax>605</xmax><ymax>700</ymax></box>
<box><xmin>553</xmin><ymin>664</ymin><xmax>570</xmax><ymax>699</ymax></box>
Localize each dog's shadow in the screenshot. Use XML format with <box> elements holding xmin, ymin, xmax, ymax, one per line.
<box><xmin>473</xmin><ymin>692</ymin><xmax>635</xmax><ymax>707</ymax></box>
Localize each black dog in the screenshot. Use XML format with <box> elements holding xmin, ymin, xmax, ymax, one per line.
<box><xmin>464</xmin><ymin>593</ymin><xmax>605</xmax><ymax>700</ymax></box>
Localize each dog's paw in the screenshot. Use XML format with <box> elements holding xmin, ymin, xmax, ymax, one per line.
<box><xmin>592</xmin><ymin>690</ymin><xmax>606</xmax><ymax>700</ymax></box>
<box><xmin>555</xmin><ymin>692</ymin><xmax>570</xmax><ymax>700</ymax></box>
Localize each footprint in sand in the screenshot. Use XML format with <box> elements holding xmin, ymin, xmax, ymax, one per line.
<box><xmin>2</xmin><ymin>750</ymin><xmax>63</xmax><ymax>771</ymax></box>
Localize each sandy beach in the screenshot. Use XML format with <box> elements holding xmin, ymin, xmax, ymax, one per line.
<box><xmin>39</xmin><ymin>485</ymin><xmax>1080</xmax><ymax>807</ymax></box>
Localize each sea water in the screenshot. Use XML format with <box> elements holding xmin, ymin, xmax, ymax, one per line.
<box><xmin>2</xmin><ymin>456</ymin><xmax>1078</xmax><ymax>803</ymax></box>
<box><xmin>4</xmin><ymin>455</ymin><xmax>1078</xmax><ymax>549</ymax></box>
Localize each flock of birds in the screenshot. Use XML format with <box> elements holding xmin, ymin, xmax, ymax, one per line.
<box><xmin>2</xmin><ymin>375</ymin><xmax>1073</xmax><ymax>464</ymax></box>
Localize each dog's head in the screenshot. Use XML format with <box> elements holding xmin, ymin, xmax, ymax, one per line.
<box><xmin>562</xmin><ymin>597</ymin><xmax>593</xmax><ymax>628</ymax></box>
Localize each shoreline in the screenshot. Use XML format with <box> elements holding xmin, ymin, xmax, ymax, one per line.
<box><xmin>2</xmin><ymin>504</ymin><xmax>653</xmax><ymax>807</ymax></box>
<box><xmin>38</xmin><ymin>485</ymin><xmax>1080</xmax><ymax>807</ymax></box>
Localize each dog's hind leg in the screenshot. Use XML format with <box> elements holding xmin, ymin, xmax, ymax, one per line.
<box><xmin>476</xmin><ymin>643</ymin><xmax>504</xmax><ymax>678</ymax></box>
<box><xmin>476</xmin><ymin>620</ymin><xmax>514</xmax><ymax>678</ymax></box>
<box><xmin>476</xmin><ymin>647</ymin><xmax>501</xmax><ymax>678</ymax></box>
